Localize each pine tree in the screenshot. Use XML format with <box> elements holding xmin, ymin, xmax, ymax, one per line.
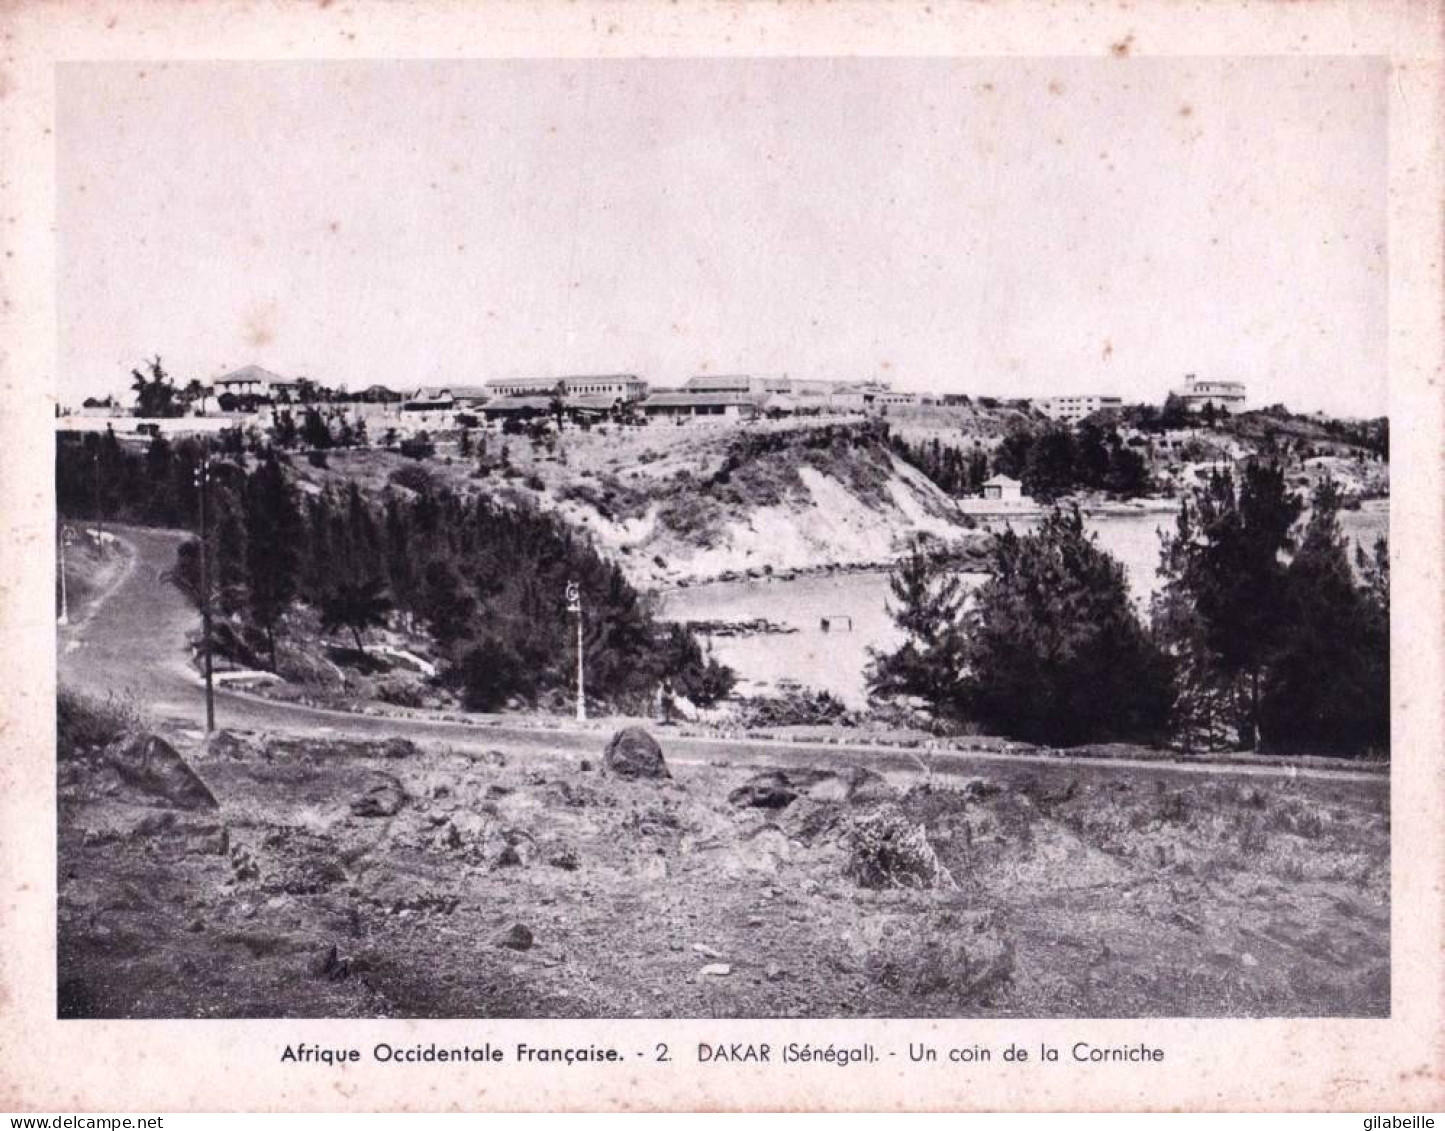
<box><xmin>301</xmin><ymin>408</ymin><xmax>334</xmax><ymax>450</ymax></box>
<box><xmin>243</xmin><ymin>453</ymin><xmax>302</xmax><ymax>669</ymax></box>
<box><xmin>866</xmin><ymin>536</ymin><xmax>968</xmax><ymax>715</ymax></box>
<box><xmin>1153</xmin><ymin>462</ymin><xmax>1303</xmax><ymax>749</ymax></box>
<box><xmin>1259</xmin><ymin>479</ymin><xmax>1389</xmax><ymax>755</ymax></box>
<box><xmin>319</xmin><ymin>577</ymin><xmax>392</xmax><ymax>653</ymax></box>
<box><xmin>270</xmin><ymin>411</ymin><xmax>300</xmax><ymax>450</ymax></box>
<box><xmin>213</xmin><ymin>492</ymin><xmax>249</xmax><ymax>615</ymax></box>
<box><xmin>958</xmin><ymin>508</ymin><xmax>1173</xmax><ymax>745</ymax></box>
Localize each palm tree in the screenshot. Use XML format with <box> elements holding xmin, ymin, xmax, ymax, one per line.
<box><xmin>319</xmin><ymin>577</ymin><xmax>393</xmax><ymax>653</ymax></box>
<box><xmin>130</xmin><ymin>356</ymin><xmax>179</xmax><ymax>417</ymax></box>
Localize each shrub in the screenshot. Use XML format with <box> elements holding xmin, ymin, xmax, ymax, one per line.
<box><xmin>736</xmin><ymin>688</ymin><xmax>848</xmax><ymax>727</ymax></box>
<box><xmin>847</xmin><ymin>808</ymin><xmax>953</xmax><ymax>890</ymax></box>
<box><xmin>398</xmin><ymin>432</ymin><xmax>435</xmax><ymax>460</ymax></box>
<box><xmin>457</xmin><ymin>636</ymin><xmax>532</xmax><ymax>712</ymax></box>
<box><xmin>57</xmin><ymin>687</ymin><xmax>142</xmax><ymax>758</ymax></box>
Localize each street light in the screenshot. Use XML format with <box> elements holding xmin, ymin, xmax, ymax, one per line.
<box><xmin>566</xmin><ymin>580</ymin><xmax>585</xmax><ymax>722</ymax></box>
<box><xmin>193</xmin><ymin>455</ymin><xmax>216</xmax><ymax>734</ymax></box>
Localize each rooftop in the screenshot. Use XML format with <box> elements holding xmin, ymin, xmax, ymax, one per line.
<box><xmin>213</xmin><ymin>364</ymin><xmax>287</xmax><ymax>387</ymax></box>
<box><xmin>642</xmin><ymin>391</ymin><xmax>761</xmax><ymax>408</ymax></box>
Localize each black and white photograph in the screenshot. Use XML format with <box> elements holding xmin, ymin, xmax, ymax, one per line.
<box><xmin>51</xmin><ymin>55</ymin><xmax>1394</xmax><ymax>1024</ymax></box>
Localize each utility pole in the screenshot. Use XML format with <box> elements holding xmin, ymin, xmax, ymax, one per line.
<box><xmin>56</xmin><ymin>524</ymin><xmax>69</xmax><ymax>626</ymax></box>
<box><xmin>566</xmin><ymin>580</ymin><xmax>585</xmax><ymax>721</ymax></box>
<box><xmin>193</xmin><ymin>455</ymin><xmax>216</xmax><ymax>734</ymax></box>
<box><xmin>92</xmin><ymin>449</ymin><xmax>103</xmax><ymax>544</ymax></box>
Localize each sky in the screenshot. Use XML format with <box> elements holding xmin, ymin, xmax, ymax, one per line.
<box><xmin>57</xmin><ymin>57</ymin><xmax>1389</xmax><ymax>417</ymax></box>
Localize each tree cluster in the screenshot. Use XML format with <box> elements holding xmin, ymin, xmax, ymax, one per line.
<box><xmin>1152</xmin><ymin>465</ymin><xmax>1388</xmax><ymax>756</ymax></box>
<box><xmin>888</xmin><ymin>436</ymin><xmax>990</xmax><ymax>497</ymax></box>
<box><xmin>868</xmin><ymin>465</ymin><xmax>1389</xmax><ymax>758</ymax></box>
<box><xmin>991</xmin><ymin>422</ymin><xmax>1152</xmax><ymax>502</ymax></box>
<box><xmin>56</xmin><ymin>432</ymin><xmax>732</xmax><ymax>714</ymax></box>
<box><xmin>868</xmin><ymin>515</ymin><xmax>1173</xmax><ymax>746</ymax></box>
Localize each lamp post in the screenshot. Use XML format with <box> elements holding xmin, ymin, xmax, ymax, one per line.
<box><xmin>193</xmin><ymin>456</ymin><xmax>216</xmax><ymax>734</ymax></box>
<box><xmin>566</xmin><ymin>580</ymin><xmax>585</xmax><ymax>722</ymax></box>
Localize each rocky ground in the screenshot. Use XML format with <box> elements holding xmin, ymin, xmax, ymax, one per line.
<box><xmin>57</xmin><ymin>695</ymin><xmax>1389</xmax><ymax>1020</ymax></box>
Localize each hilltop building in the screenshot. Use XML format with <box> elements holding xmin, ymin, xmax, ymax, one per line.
<box><xmin>355</xmin><ymin>384</ymin><xmax>404</xmax><ymax>404</ymax></box>
<box><xmin>1033</xmin><ymin>394</ymin><xmax>1124</xmax><ymax>423</ymax></box>
<box><xmin>640</xmin><ymin>391</ymin><xmax>763</xmax><ymax>421</ymax></box>
<box><xmin>212</xmin><ymin>364</ymin><xmax>288</xmax><ymax>400</ymax></box>
<box><xmin>403</xmin><ymin>388</ymin><xmax>457</xmax><ymax>412</ymax></box>
<box><xmin>485</xmin><ymin>375</ymin><xmax>647</xmax><ymax>401</ymax></box>
<box><xmin>683</xmin><ymin>374</ymin><xmax>785</xmax><ymax>396</ymax></box>
<box><xmin>1174</xmin><ymin>374</ymin><xmax>1246</xmax><ymax>412</ymax></box>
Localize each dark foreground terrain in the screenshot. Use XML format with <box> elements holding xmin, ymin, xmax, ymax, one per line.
<box><xmin>57</xmin><ymin>701</ymin><xmax>1389</xmax><ymax>1019</ymax></box>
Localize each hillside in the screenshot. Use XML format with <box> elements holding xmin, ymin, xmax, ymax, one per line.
<box><xmin>554</xmin><ymin>424</ymin><xmax>986</xmax><ymax>586</ymax></box>
<box><xmin>890</xmin><ymin>402</ymin><xmax>1389</xmax><ymax>506</ymax></box>
<box><xmin>296</xmin><ymin>421</ymin><xmax>989</xmax><ymax>588</ymax></box>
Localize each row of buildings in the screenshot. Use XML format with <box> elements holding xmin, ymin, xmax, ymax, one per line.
<box><xmin>201</xmin><ymin>367</ymin><xmax>934</xmax><ymax>425</ymax></box>
<box><xmin>77</xmin><ymin>365</ymin><xmax>1248</xmax><ymax>430</ymax></box>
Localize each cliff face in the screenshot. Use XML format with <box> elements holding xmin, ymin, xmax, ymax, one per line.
<box><xmin>550</xmin><ymin>424</ymin><xmax>986</xmax><ymax>587</ymax></box>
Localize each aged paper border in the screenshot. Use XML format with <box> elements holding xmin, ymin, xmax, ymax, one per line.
<box><xmin>1</xmin><ymin>0</ymin><xmax>1440</xmax><ymax>1112</ymax></box>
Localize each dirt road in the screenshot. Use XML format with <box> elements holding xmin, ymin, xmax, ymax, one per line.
<box><xmin>58</xmin><ymin>526</ymin><xmax>1386</xmax><ymax>792</ymax></box>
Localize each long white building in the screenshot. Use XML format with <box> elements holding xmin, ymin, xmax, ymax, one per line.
<box><xmin>1033</xmin><ymin>393</ymin><xmax>1124</xmax><ymax>423</ymax></box>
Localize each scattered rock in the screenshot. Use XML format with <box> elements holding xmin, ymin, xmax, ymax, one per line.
<box><xmin>548</xmin><ymin>848</ymin><xmax>580</xmax><ymax>871</ymax></box>
<box><xmin>728</xmin><ymin>771</ymin><xmax>799</xmax><ymax>810</ymax></box>
<box><xmin>692</xmin><ymin>943</ymin><xmax>724</xmax><ymax>959</ymax></box>
<box><xmin>313</xmin><ymin>944</ymin><xmax>351</xmax><ymax>982</ymax></box>
<box><xmin>1241</xmin><ymin>952</ymin><xmax>1259</xmax><ymax>968</ymax></box>
<box><xmin>603</xmin><ymin>727</ymin><xmax>670</xmax><ymax>780</ymax></box>
<box><xmin>497</xmin><ymin>923</ymin><xmax>534</xmax><ymax>951</ymax></box>
<box><xmin>496</xmin><ymin>844</ymin><xmax>523</xmax><ymax>867</ymax></box>
<box><xmin>847</xmin><ymin>768</ymin><xmax>896</xmax><ymax>805</ymax></box>
<box><xmin>350</xmin><ymin>773</ymin><xmax>405</xmax><ymax>818</ymax></box>
<box><xmin>765</xmin><ymin>963</ymin><xmax>786</xmax><ymax>982</ymax></box>
<box><xmin>207</xmin><ymin>730</ymin><xmax>264</xmax><ymax>761</ymax></box>
<box><xmin>267</xmin><ymin>736</ymin><xmax>420</xmax><ymax>761</ymax></box>
<box><xmin>806</xmin><ymin>767</ymin><xmax>893</xmax><ymax>805</ymax></box>
<box><xmin>578</xmin><ymin>758</ymin><xmax>593</xmax><ymax>773</ymax></box>
<box><xmin>698</xmin><ymin>963</ymin><xmax>732</xmax><ymax>977</ymax></box>
<box><xmin>105</xmin><ymin>734</ymin><xmax>219</xmax><ymax>810</ymax></box>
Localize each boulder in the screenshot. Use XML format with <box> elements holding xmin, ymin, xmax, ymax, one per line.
<box><xmin>207</xmin><ymin>730</ymin><xmax>264</xmax><ymax>761</ymax></box>
<box><xmin>350</xmin><ymin>773</ymin><xmax>406</xmax><ymax>817</ymax></box>
<box><xmin>105</xmin><ymin>734</ymin><xmax>219</xmax><ymax>811</ymax></box>
<box><xmin>805</xmin><ymin>766</ymin><xmax>894</xmax><ymax>805</ymax></box>
<box><xmin>603</xmin><ymin>727</ymin><xmax>670</xmax><ymax>780</ymax></box>
<box><xmin>728</xmin><ymin>771</ymin><xmax>798</xmax><ymax>810</ymax></box>
<box><xmin>497</xmin><ymin>923</ymin><xmax>534</xmax><ymax>951</ymax></box>
<box><xmin>496</xmin><ymin>844</ymin><xmax>523</xmax><ymax>867</ymax></box>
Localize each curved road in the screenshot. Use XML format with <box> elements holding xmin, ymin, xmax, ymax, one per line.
<box><xmin>58</xmin><ymin>526</ymin><xmax>1387</xmax><ymax>788</ymax></box>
